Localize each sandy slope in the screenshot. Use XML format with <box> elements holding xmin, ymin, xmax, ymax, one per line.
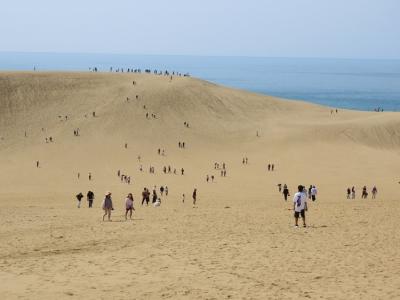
<box><xmin>0</xmin><ymin>72</ymin><xmax>399</xmax><ymax>299</ymax></box>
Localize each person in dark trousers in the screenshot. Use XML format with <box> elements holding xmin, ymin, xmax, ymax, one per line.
<box><xmin>192</xmin><ymin>189</ymin><xmax>197</xmax><ymax>206</ymax></box>
<box><xmin>76</xmin><ymin>192</ymin><xmax>84</xmax><ymax>208</ymax></box>
<box><xmin>283</xmin><ymin>185</ymin><xmax>290</xmax><ymax>201</ymax></box>
<box><xmin>152</xmin><ymin>189</ymin><xmax>158</xmax><ymax>204</ymax></box>
<box><xmin>87</xmin><ymin>191</ymin><xmax>94</xmax><ymax>208</ymax></box>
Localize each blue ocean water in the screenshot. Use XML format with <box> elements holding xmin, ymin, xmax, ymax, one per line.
<box><xmin>1</xmin><ymin>52</ymin><xmax>399</xmax><ymax>111</ymax></box>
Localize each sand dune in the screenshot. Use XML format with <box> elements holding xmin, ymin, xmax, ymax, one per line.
<box><xmin>0</xmin><ymin>72</ymin><xmax>400</xmax><ymax>299</ymax></box>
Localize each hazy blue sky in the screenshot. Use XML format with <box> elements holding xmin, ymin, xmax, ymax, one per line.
<box><xmin>1</xmin><ymin>0</ymin><xmax>399</xmax><ymax>59</ymax></box>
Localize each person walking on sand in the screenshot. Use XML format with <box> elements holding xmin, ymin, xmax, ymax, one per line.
<box><xmin>87</xmin><ymin>190</ymin><xmax>94</xmax><ymax>208</ymax></box>
<box><xmin>88</xmin><ymin>172</ymin><xmax>92</xmax><ymax>181</ymax></box>
<box><xmin>293</xmin><ymin>185</ymin><xmax>308</xmax><ymax>227</ymax></box>
<box><xmin>152</xmin><ymin>189</ymin><xmax>158</xmax><ymax>204</ymax></box>
<box><xmin>346</xmin><ymin>187</ymin><xmax>351</xmax><ymax>199</ymax></box>
<box><xmin>362</xmin><ymin>186</ymin><xmax>368</xmax><ymax>199</ymax></box>
<box><xmin>102</xmin><ymin>192</ymin><xmax>113</xmax><ymax>221</ymax></box>
<box><xmin>277</xmin><ymin>183</ymin><xmax>282</xmax><ymax>193</ymax></box>
<box><xmin>182</xmin><ymin>193</ymin><xmax>185</xmax><ymax>203</ymax></box>
<box><xmin>192</xmin><ymin>189</ymin><xmax>197</xmax><ymax>206</ymax></box>
<box><xmin>36</xmin><ymin>160</ymin><xmax>40</xmax><ymax>168</ymax></box>
<box><xmin>311</xmin><ymin>185</ymin><xmax>318</xmax><ymax>201</ymax></box>
<box><xmin>165</xmin><ymin>186</ymin><xmax>168</xmax><ymax>196</ymax></box>
<box><xmin>351</xmin><ymin>186</ymin><xmax>356</xmax><ymax>199</ymax></box>
<box><xmin>283</xmin><ymin>184</ymin><xmax>290</xmax><ymax>201</ymax></box>
<box><xmin>372</xmin><ymin>186</ymin><xmax>378</xmax><ymax>199</ymax></box>
<box><xmin>76</xmin><ymin>192</ymin><xmax>84</xmax><ymax>208</ymax></box>
<box><xmin>125</xmin><ymin>193</ymin><xmax>135</xmax><ymax>220</ymax></box>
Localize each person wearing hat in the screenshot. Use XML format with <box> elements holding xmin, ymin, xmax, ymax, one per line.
<box><xmin>293</xmin><ymin>185</ymin><xmax>308</xmax><ymax>227</ymax></box>
<box><xmin>102</xmin><ymin>191</ymin><xmax>113</xmax><ymax>221</ymax></box>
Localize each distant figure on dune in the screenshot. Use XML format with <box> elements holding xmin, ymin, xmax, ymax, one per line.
<box><xmin>92</xmin><ymin>111</ymin><xmax>96</xmax><ymax>117</ymax></box>
<box><xmin>165</xmin><ymin>186</ymin><xmax>168</xmax><ymax>196</ymax></box>
<box><xmin>78</xmin><ymin>172</ymin><xmax>80</xmax><ymax>179</ymax></box>
<box><xmin>125</xmin><ymin>193</ymin><xmax>135</xmax><ymax>220</ymax></box>
<box><xmin>372</xmin><ymin>186</ymin><xmax>378</xmax><ymax>199</ymax></box>
<box><xmin>181</xmin><ymin>168</ymin><xmax>184</xmax><ymax>175</ymax></box>
<box><xmin>102</xmin><ymin>192</ymin><xmax>113</xmax><ymax>221</ymax></box>
<box><xmin>192</xmin><ymin>189</ymin><xmax>197</xmax><ymax>206</ymax></box>
<box><xmin>87</xmin><ymin>190</ymin><xmax>94</xmax><ymax>208</ymax></box>
<box><xmin>182</xmin><ymin>193</ymin><xmax>185</xmax><ymax>203</ymax></box>
<box><xmin>277</xmin><ymin>183</ymin><xmax>282</xmax><ymax>193</ymax></box>
<box><xmin>268</xmin><ymin>164</ymin><xmax>271</xmax><ymax>171</ymax></box>
<box><xmin>346</xmin><ymin>187</ymin><xmax>351</xmax><ymax>199</ymax></box>
<box><xmin>125</xmin><ymin>143</ymin><xmax>128</xmax><ymax>149</ymax></box>
<box><xmin>211</xmin><ymin>175</ymin><xmax>214</xmax><ymax>182</ymax></box>
<box><xmin>271</xmin><ymin>164</ymin><xmax>274</xmax><ymax>171</ymax></box>
<box><xmin>283</xmin><ymin>184</ymin><xmax>290</xmax><ymax>201</ymax></box>
<box><xmin>362</xmin><ymin>186</ymin><xmax>368</xmax><ymax>199</ymax></box>
<box><xmin>152</xmin><ymin>189</ymin><xmax>158</xmax><ymax>204</ymax></box>
<box><xmin>351</xmin><ymin>186</ymin><xmax>356</xmax><ymax>199</ymax></box>
<box><xmin>206</xmin><ymin>175</ymin><xmax>209</xmax><ymax>182</ymax></box>
<box><xmin>293</xmin><ymin>185</ymin><xmax>308</xmax><ymax>228</ymax></box>
<box><xmin>142</xmin><ymin>188</ymin><xmax>149</xmax><ymax>206</ymax></box>
<box><xmin>160</xmin><ymin>186</ymin><xmax>165</xmax><ymax>196</ymax></box>
<box><xmin>36</xmin><ymin>160</ymin><xmax>40</xmax><ymax>168</ymax></box>
<box><xmin>311</xmin><ymin>186</ymin><xmax>317</xmax><ymax>201</ymax></box>
<box><xmin>76</xmin><ymin>192</ymin><xmax>84</xmax><ymax>208</ymax></box>
<box><xmin>88</xmin><ymin>172</ymin><xmax>92</xmax><ymax>181</ymax></box>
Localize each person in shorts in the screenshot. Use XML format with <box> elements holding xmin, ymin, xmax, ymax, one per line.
<box><xmin>293</xmin><ymin>185</ymin><xmax>308</xmax><ymax>227</ymax></box>
<box><xmin>125</xmin><ymin>193</ymin><xmax>135</xmax><ymax>220</ymax></box>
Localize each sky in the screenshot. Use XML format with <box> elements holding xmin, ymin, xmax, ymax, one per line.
<box><xmin>1</xmin><ymin>0</ymin><xmax>399</xmax><ymax>59</ymax></box>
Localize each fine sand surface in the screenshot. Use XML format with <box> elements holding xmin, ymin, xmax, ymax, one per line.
<box><xmin>0</xmin><ymin>72</ymin><xmax>400</xmax><ymax>299</ymax></box>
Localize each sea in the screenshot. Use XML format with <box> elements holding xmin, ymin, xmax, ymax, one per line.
<box><xmin>1</xmin><ymin>52</ymin><xmax>400</xmax><ymax>111</ymax></box>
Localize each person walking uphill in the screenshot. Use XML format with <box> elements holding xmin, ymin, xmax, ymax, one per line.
<box><xmin>76</xmin><ymin>192</ymin><xmax>84</xmax><ymax>208</ymax></box>
<box><xmin>192</xmin><ymin>189</ymin><xmax>197</xmax><ymax>206</ymax></box>
<box><xmin>125</xmin><ymin>193</ymin><xmax>135</xmax><ymax>220</ymax></box>
<box><xmin>283</xmin><ymin>185</ymin><xmax>290</xmax><ymax>201</ymax></box>
<box><xmin>293</xmin><ymin>185</ymin><xmax>308</xmax><ymax>227</ymax></box>
<box><xmin>87</xmin><ymin>190</ymin><xmax>94</xmax><ymax>208</ymax></box>
<box><xmin>102</xmin><ymin>191</ymin><xmax>113</xmax><ymax>221</ymax></box>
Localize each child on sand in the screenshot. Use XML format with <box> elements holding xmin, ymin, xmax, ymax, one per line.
<box><xmin>125</xmin><ymin>193</ymin><xmax>135</xmax><ymax>220</ymax></box>
<box><xmin>102</xmin><ymin>192</ymin><xmax>113</xmax><ymax>221</ymax></box>
<box><xmin>153</xmin><ymin>198</ymin><xmax>161</xmax><ymax>207</ymax></box>
<box><xmin>293</xmin><ymin>185</ymin><xmax>308</xmax><ymax>227</ymax></box>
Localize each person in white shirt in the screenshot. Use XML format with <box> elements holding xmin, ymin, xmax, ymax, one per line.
<box><xmin>311</xmin><ymin>186</ymin><xmax>318</xmax><ymax>201</ymax></box>
<box><xmin>293</xmin><ymin>185</ymin><xmax>308</xmax><ymax>227</ymax></box>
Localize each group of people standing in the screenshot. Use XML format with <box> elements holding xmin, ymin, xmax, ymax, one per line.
<box><xmin>347</xmin><ymin>186</ymin><xmax>378</xmax><ymax>199</ymax></box>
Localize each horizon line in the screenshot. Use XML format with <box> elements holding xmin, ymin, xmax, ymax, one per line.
<box><xmin>0</xmin><ymin>50</ymin><xmax>399</xmax><ymax>61</ymax></box>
